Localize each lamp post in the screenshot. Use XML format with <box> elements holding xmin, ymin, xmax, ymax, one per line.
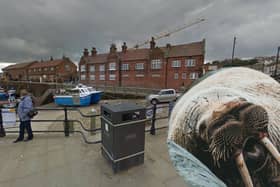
<box><xmin>274</xmin><ymin>46</ymin><xmax>280</xmax><ymax>77</ymax></box>
<box><xmin>231</xmin><ymin>36</ymin><xmax>237</xmax><ymax>66</ymax></box>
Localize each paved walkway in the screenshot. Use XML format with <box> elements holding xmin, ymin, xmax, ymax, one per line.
<box><xmin>0</xmin><ymin>129</ymin><xmax>185</xmax><ymax>187</ymax></box>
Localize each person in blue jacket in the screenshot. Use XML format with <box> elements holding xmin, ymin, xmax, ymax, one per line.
<box><xmin>14</xmin><ymin>89</ymin><xmax>34</xmax><ymax>143</ymax></box>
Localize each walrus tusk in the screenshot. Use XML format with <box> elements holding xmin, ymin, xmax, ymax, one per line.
<box><xmin>235</xmin><ymin>152</ymin><xmax>254</xmax><ymax>187</ymax></box>
<box><xmin>260</xmin><ymin>136</ymin><xmax>280</xmax><ymax>165</ymax></box>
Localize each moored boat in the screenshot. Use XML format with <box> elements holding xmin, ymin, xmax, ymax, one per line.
<box><xmin>76</xmin><ymin>84</ymin><xmax>103</xmax><ymax>104</ymax></box>
<box><xmin>54</xmin><ymin>87</ymin><xmax>91</xmax><ymax>106</ymax></box>
<box><xmin>0</xmin><ymin>88</ymin><xmax>8</xmax><ymax>101</ymax></box>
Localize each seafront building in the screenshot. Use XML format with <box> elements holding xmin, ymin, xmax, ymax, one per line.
<box><xmin>79</xmin><ymin>39</ymin><xmax>206</xmax><ymax>90</ymax></box>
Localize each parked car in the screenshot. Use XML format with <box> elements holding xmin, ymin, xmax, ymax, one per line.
<box><xmin>146</xmin><ymin>89</ymin><xmax>181</xmax><ymax>105</ymax></box>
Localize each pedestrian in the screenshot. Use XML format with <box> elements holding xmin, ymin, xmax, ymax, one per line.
<box><xmin>0</xmin><ymin>105</ymin><xmax>5</xmax><ymax>137</ymax></box>
<box><xmin>13</xmin><ymin>89</ymin><xmax>34</xmax><ymax>143</ymax></box>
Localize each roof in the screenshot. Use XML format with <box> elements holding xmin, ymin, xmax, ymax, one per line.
<box><xmin>161</xmin><ymin>41</ymin><xmax>205</xmax><ymax>57</ymax></box>
<box><xmin>29</xmin><ymin>59</ymin><xmax>68</xmax><ymax>68</ymax></box>
<box><xmin>86</xmin><ymin>54</ymin><xmax>108</xmax><ymax>64</ymax></box>
<box><xmin>120</xmin><ymin>48</ymin><xmax>150</xmax><ymax>61</ymax></box>
<box><xmin>83</xmin><ymin>40</ymin><xmax>205</xmax><ymax>64</ymax></box>
<box><xmin>2</xmin><ymin>61</ymin><xmax>36</xmax><ymax>70</ymax></box>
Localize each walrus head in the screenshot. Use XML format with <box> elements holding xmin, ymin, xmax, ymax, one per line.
<box><xmin>170</xmin><ymin>99</ymin><xmax>280</xmax><ymax>187</ymax></box>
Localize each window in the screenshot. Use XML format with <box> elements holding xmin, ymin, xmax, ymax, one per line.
<box><xmin>38</xmin><ymin>68</ymin><xmax>42</xmax><ymax>72</ymax></box>
<box><xmin>81</xmin><ymin>65</ymin><xmax>86</xmax><ymax>72</ymax></box>
<box><xmin>90</xmin><ymin>65</ymin><xmax>95</xmax><ymax>72</ymax></box>
<box><xmin>135</xmin><ymin>63</ymin><xmax>144</xmax><ymax>70</ymax></box>
<box><xmin>44</xmin><ymin>67</ymin><xmax>48</xmax><ymax>71</ymax></box>
<box><xmin>81</xmin><ymin>75</ymin><xmax>86</xmax><ymax>80</ymax></box>
<box><xmin>159</xmin><ymin>90</ymin><xmax>174</xmax><ymax>95</ymax></box>
<box><xmin>185</xmin><ymin>59</ymin><xmax>196</xmax><ymax>67</ymax></box>
<box><xmin>136</xmin><ymin>74</ymin><xmax>144</xmax><ymax>77</ymax></box>
<box><xmin>182</xmin><ymin>73</ymin><xmax>187</xmax><ymax>79</ymax></box>
<box><xmin>50</xmin><ymin>67</ymin><xmax>54</xmax><ymax>71</ymax></box>
<box><xmin>65</xmin><ymin>64</ymin><xmax>70</xmax><ymax>71</ymax></box>
<box><xmin>172</xmin><ymin>60</ymin><xmax>181</xmax><ymax>68</ymax></box>
<box><xmin>33</xmin><ymin>69</ymin><xmax>36</xmax><ymax>72</ymax></box>
<box><xmin>99</xmin><ymin>64</ymin><xmax>105</xmax><ymax>72</ymax></box>
<box><xmin>174</xmin><ymin>73</ymin><xmax>179</xmax><ymax>80</ymax></box>
<box><xmin>109</xmin><ymin>62</ymin><xmax>116</xmax><ymax>70</ymax></box>
<box><xmin>190</xmin><ymin>72</ymin><xmax>199</xmax><ymax>80</ymax></box>
<box><xmin>90</xmin><ymin>75</ymin><xmax>95</xmax><ymax>80</ymax></box>
<box><xmin>99</xmin><ymin>74</ymin><xmax>105</xmax><ymax>80</ymax></box>
<box><xmin>109</xmin><ymin>74</ymin><xmax>116</xmax><ymax>80</ymax></box>
<box><xmin>122</xmin><ymin>64</ymin><xmax>129</xmax><ymax>71</ymax></box>
<box><xmin>151</xmin><ymin>59</ymin><xmax>161</xmax><ymax>69</ymax></box>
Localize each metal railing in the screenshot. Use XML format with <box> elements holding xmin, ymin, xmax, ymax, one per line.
<box><xmin>4</xmin><ymin>107</ymin><xmax>102</xmax><ymax>144</ymax></box>
<box><xmin>145</xmin><ymin>102</ymin><xmax>174</xmax><ymax>135</ymax></box>
<box><xmin>2</xmin><ymin>102</ymin><xmax>174</xmax><ymax>143</ymax></box>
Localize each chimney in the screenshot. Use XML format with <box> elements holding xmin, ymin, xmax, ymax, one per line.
<box><xmin>166</xmin><ymin>43</ymin><xmax>171</xmax><ymax>50</ymax></box>
<box><xmin>121</xmin><ymin>42</ymin><xmax>127</xmax><ymax>52</ymax></box>
<box><xmin>150</xmin><ymin>37</ymin><xmax>156</xmax><ymax>49</ymax></box>
<box><xmin>83</xmin><ymin>48</ymin><xmax>89</xmax><ymax>57</ymax></box>
<box><xmin>50</xmin><ymin>56</ymin><xmax>53</xmax><ymax>61</ymax></box>
<box><xmin>91</xmin><ymin>47</ymin><xmax>97</xmax><ymax>56</ymax></box>
<box><xmin>110</xmin><ymin>43</ymin><xmax>117</xmax><ymax>53</ymax></box>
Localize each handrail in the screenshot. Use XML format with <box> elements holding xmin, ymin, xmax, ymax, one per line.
<box><xmin>6</xmin><ymin>130</ymin><xmax>101</xmax><ymax>144</ymax></box>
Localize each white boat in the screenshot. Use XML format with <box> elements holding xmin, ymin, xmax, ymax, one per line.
<box><xmin>54</xmin><ymin>87</ymin><xmax>91</xmax><ymax>106</ymax></box>
<box><xmin>76</xmin><ymin>84</ymin><xmax>103</xmax><ymax>104</ymax></box>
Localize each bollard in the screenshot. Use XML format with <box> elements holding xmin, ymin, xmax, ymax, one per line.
<box><xmin>64</xmin><ymin>107</ymin><xmax>69</xmax><ymax>137</ymax></box>
<box><xmin>89</xmin><ymin>108</ymin><xmax>97</xmax><ymax>135</ymax></box>
<box><xmin>150</xmin><ymin>104</ymin><xmax>156</xmax><ymax>135</ymax></box>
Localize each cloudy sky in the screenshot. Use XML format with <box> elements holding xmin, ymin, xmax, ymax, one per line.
<box><xmin>0</xmin><ymin>0</ymin><xmax>279</xmax><ymax>64</ymax></box>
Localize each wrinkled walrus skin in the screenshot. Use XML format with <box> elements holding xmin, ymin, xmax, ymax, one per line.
<box><xmin>168</xmin><ymin>67</ymin><xmax>280</xmax><ymax>187</ymax></box>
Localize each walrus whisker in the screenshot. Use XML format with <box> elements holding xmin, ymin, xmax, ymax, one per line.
<box><xmin>209</xmin><ymin>120</ymin><xmax>244</xmax><ymax>166</ymax></box>
<box><xmin>235</xmin><ymin>152</ymin><xmax>254</xmax><ymax>187</ymax></box>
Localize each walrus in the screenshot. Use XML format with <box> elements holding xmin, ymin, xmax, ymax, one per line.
<box><xmin>168</xmin><ymin>67</ymin><xmax>280</xmax><ymax>187</ymax></box>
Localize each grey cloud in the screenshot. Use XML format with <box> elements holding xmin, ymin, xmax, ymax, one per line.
<box><xmin>0</xmin><ymin>0</ymin><xmax>279</xmax><ymax>62</ymax></box>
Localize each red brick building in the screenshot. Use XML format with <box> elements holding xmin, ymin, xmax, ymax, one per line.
<box><xmin>3</xmin><ymin>57</ymin><xmax>77</xmax><ymax>83</ymax></box>
<box><xmin>79</xmin><ymin>39</ymin><xmax>205</xmax><ymax>90</ymax></box>
<box><xmin>28</xmin><ymin>57</ymin><xmax>77</xmax><ymax>82</ymax></box>
<box><xmin>2</xmin><ymin>61</ymin><xmax>37</xmax><ymax>81</ymax></box>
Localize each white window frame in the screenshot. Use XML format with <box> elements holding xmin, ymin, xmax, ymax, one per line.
<box><xmin>185</xmin><ymin>59</ymin><xmax>196</xmax><ymax>67</ymax></box>
<box><xmin>109</xmin><ymin>62</ymin><xmax>116</xmax><ymax>71</ymax></box>
<box><xmin>190</xmin><ymin>72</ymin><xmax>199</xmax><ymax>80</ymax></box>
<box><xmin>172</xmin><ymin>60</ymin><xmax>181</xmax><ymax>68</ymax></box>
<box><xmin>90</xmin><ymin>65</ymin><xmax>95</xmax><ymax>72</ymax></box>
<box><xmin>99</xmin><ymin>74</ymin><xmax>105</xmax><ymax>80</ymax></box>
<box><xmin>135</xmin><ymin>63</ymin><xmax>144</xmax><ymax>70</ymax></box>
<box><xmin>81</xmin><ymin>65</ymin><xmax>86</xmax><ymax>72</ymax></box>
<box><xmin>65</xmin><ymin>64</ymin><xmax>70</xmax><ymax>71</ymax></box>
<box><xmin>99</xmin><ymin>64</ymin><xmax>105</xmax><ymax>72</ymax></box>
<box><xmin>109</xmin><ymin>74</ymin><xmax>116</xmax><ymax>80</ymax></box>
<box><xmin>90</xmin><ymin>75</ymin><xmax>95</xmax><ymax>81</ymax></box>
<box><xmin>151</xmin><ymin>59</ymin><xmax>161</xmax><ymax>69</ymax></box>
<box><xmin>121</xmin><ymin>64</ymin><xmax>129</xmax><ymax>71</ymax></box>
<box><xmin>182</xmin><ymin>73</ymin><xmax>187</xmax><ymax>80</ymax></box>
<box><xmin>174</xmin><ymin>73</ymin><xmax>179</xmax><ymax>80</ymax></box>
<box><xmin>80</xmin><ymin>74</ymin><xmax>86</xmax><ymax>80</ymax></box>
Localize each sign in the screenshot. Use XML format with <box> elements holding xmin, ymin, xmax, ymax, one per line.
<box><xmin>146</xmin><ymin>109</ymin><xmax>153</xmax><ymax>119</ymax></box>
<box><xmin>2</xmin><ymin>108</ymin><xmax>17</xmax><ymax>128</ymax></box>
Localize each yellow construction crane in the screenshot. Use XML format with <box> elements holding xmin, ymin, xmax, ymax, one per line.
<box><xmin>133</xmin><ymin>18</ymin><xmax>205</xmax><ymax>49</ymax></box>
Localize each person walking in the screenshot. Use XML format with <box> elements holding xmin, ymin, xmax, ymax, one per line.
<box><xmin>14</xmin><ymin>89</ymin><xmax>34</xmax><ymax>143</ymax></box>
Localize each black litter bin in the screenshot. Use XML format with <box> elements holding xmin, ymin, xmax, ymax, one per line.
<box><xmin>101</xmin><ymin>102</ymin><xmax>146</xmax><ymax>173</ymax></box>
